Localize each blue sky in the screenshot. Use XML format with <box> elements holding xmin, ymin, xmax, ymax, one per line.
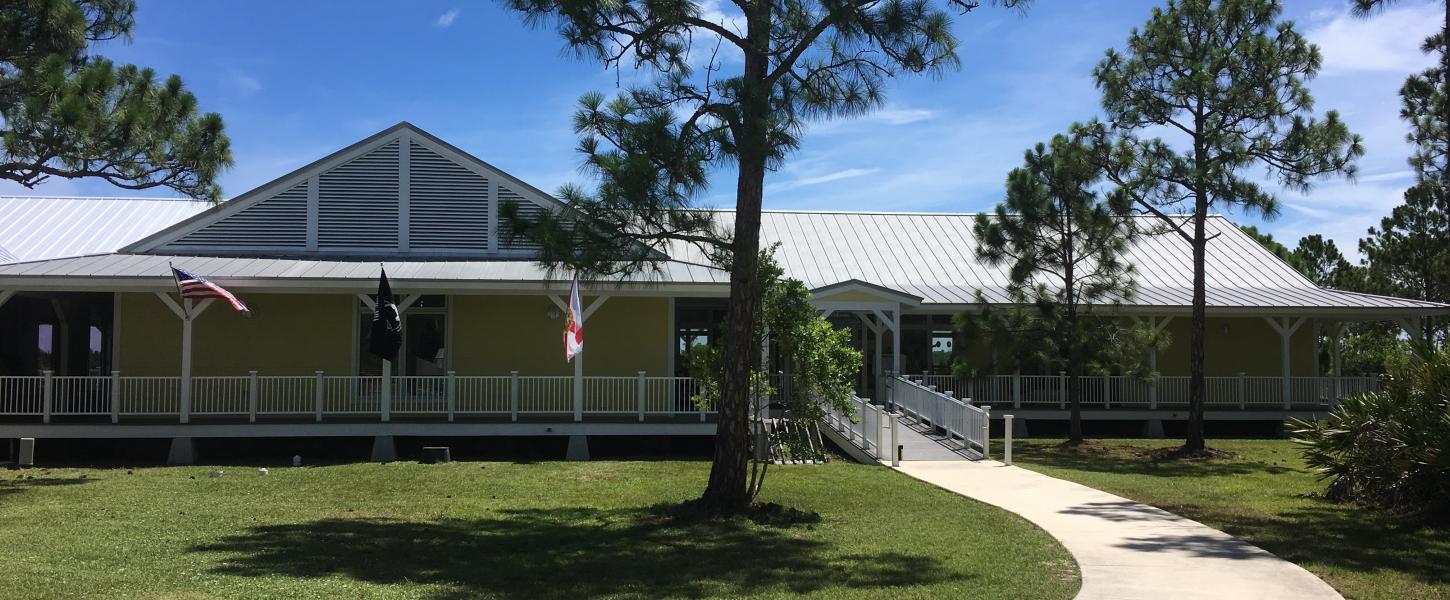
<box><xmin>4</xmin><ymin>0</ymin><xmax>1441</xmax><ymax>257</ymax></box>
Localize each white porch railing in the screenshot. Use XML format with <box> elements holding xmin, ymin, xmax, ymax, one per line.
<box><xmin>911</xmin><ymin>373</ymin><xmax>1380</xmax><ymax>410</ymax></box>
<box><xmin>892</xmin><ymin>376</ymin><xmax>989</xmax><ymax>458</ymax></box>
<box><xmin>0</xmin><ymin>371</ymin><xmax>707</xmax><ymax>423</ymax></box>
<box><xmin>824</xmin><ymin>395</ymin><xmax>889</xmax><ymax>460</ymax></box>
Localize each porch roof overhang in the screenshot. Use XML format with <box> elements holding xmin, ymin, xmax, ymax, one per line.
<box><xmin>0</xmin><ymin>252</ymin><xmax>1446</xmax><ymax>320</ymax></box>
<box><xmin>0</xmin><ymin>252</ymin><xmax>731</xmax><ymax>296</ymax></box>
<box><xmin>907</xmin><ymin>285</ymin><xmax>1450</xmax><ymax>319</ymax></box>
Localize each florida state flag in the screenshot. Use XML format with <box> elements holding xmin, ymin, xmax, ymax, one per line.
<box><xmin>564</xmin><ymin>275</ymin><xmax>583</xmax><ymax>362</ymax></box>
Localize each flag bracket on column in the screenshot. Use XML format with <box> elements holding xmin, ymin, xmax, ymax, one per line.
<box><xmin>171</xmin><ymin>264</ymin><xmax>250</xmax><ymax>315</ymax></box>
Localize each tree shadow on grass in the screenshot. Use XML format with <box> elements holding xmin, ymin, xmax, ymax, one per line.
<box><xmin>0</xmin><ymin>476</ymin><xmax>94</xmax><ymax>498</ymax></box>
<box><xmin>1190</xmin><ymin>501</ymin><xmax>1450</xmax><ymax>589</ymax></box>
<box><xmin>1010</xmin><ymin>443</ymin><xmax>1294</xmax><ymax>478</ymax></box>
<box><xmin>191</xmin><ymin>506</ymin><xmax>962</xmax><ymax>599</ymax></box>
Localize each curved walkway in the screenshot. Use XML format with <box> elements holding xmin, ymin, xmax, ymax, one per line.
<box><xmin>894</xmin><ymin>460</ymin><xmax>1342</xmax><ymax>600</ymax></box>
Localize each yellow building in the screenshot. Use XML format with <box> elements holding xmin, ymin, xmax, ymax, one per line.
<box><xmin>0</xmin><ymin>123</ymin><xmax>1444</xmax><ymax>458</ymax></box>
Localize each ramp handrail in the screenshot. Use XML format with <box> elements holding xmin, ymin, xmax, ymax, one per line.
<box><xmin>893</xmin><ymin>375</ymin><xmax>989</xmax><ymax>458</ymax></box>
<box><xmin>824</xmin><ymin>394</ymin><xmax>890</xmax><ymax>461</ymax></box>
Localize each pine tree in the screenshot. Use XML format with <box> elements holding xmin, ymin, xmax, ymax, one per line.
<box><xmin>1292</xmin><ymin>234</ymin><xmax>1354</xmax><ymax>289</ymax></box>
<box><xmin>1081</xmin><ymin>0</ymin><xmax>1363</xmax><ymax>453</ymax></box>
<box><xmin>498</xmin><ymin>0</ymin><xmax>1025</xmax><ymax>513</ymax></box>
<box><xmin>1239</xmin><ymin>225</ymin><xmax>1303</xmax><ymax>273</ymax></box>
<box><xmin>1</xmin><ymin>0</ymin><xmax>232</xmax><ymax>201</ymax></box>
<box><xmin>1359</xmin><ymin>34</ymin><xmax>1450</xmax><ymax>349</ymax></box>
<box><xmin>963</xmin><ymin>132</ymin><xmax>1162</xmax><ymax>443</ymax></box>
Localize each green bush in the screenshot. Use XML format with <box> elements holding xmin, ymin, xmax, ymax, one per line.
<box><xmin>1291</xmin><ymin>348</ymin><xmax>1450</xmax><ymax>520</ymax></box>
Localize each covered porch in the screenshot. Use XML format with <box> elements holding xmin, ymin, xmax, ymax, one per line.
<box><xmin>0</xmin><ymin>279</ymin><xmax>726</xmax><ymax>425</ymax></box>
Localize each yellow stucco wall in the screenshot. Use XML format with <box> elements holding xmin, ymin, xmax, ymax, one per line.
<box><xmin>1155</xmin><ymin>317</ymin><xmax>1315</xmax><ymax>377</ymax></box>
<box><xmin>120</xmin><ymin>293</ymin><xmax>671</xmax><ymax>377</ymax></box>
<box><xmin>816</xmin><ymin>289</ymin><xmax>898</xmax><ymax>304</ymax></box>
<box><xmin>448</xmin><ymin>295</ymin><xmax>670</xmax><ymax>376</ymax></box>
<box><xmin>118</xmin><ymin>292</ymin><xmax>353</xmax><ymax>376</ymax></box>
<box><xmin>946</xmin><ymin>315</ymin><xmax>1316</xmax><ymax>376</ymax></box>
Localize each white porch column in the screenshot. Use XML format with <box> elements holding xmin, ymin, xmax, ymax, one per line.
<box><xmin>155</xmin><ymin>293</ymin><xmax>213</xmax><ymax>424</ymax></box>
<box><xmin>1264</xmin><ymin>316</ymin><xmax>1305</xmax><ymax>410</ymax></box>
<box><xmin>0</xmin><ymin>289</ymin><xmax>14</xmax><ymax>310</ymax></box>
<box><xmin>860</xmin><ymin>312</ymin><xmax>886</xmax><ymax>402</ymax></box>
<box><xmin>551</xmin><ymin>293</ymin><xmax>608</xmax><ymax>422</ymax></box>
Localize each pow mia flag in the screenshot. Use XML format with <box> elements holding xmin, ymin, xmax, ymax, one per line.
<box><xmin>369</xmin><ymin>268</ymin><xmax>403</xmax><ymax>362</ymax></box>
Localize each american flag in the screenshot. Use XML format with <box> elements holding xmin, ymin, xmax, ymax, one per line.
<box><xmin>171</xmin><ymin>267</ymin><xmax>250</xmax><ymax>314</ymax></box>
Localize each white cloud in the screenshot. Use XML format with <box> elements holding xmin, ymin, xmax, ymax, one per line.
<box><xmin>1355</xmin><ymin>169</ymin><xmax>1415</xmax><ymax>183</ymax></box>
<box><xmin>872</xmin><ymin>106</ymin><xmax>939</xmax><ymax>126</ymax></box>
<box><xmin>224</xmin><ymin>72</ymin><xmax>262</xmax><ymax>95</ymax></box>
<box><xmin>768</xmin><ymin>168</ymin><xmax>880</xmax><ymax>193</ymax></box>
<box><xmin>1306</xmin><ymin>2</ymin><xmax>1440</xmax><ymax>75</ymax></box>
<box><xmin>435</xmin><ymin>8</ymin><xmax>461</xmax><ymax>28</ymax></box>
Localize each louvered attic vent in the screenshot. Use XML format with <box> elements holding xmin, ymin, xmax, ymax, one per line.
<box><xmin>145</xmin><ymin>125</ymin><xmax>569</xmax><ymax>258</ymax></box>
<box><xmin>409</xmin><ymin>141</ymin><xmax>489</xmax><ymax>251</ymax></box>
<box><xmin>499</xmin><ymin>187</ymin><xmax>545</xmax><ymax>252</ymax></box>
<box><xmin>318</xmin><ymin>141</ymin><xmax>400</xmax><ymax>250</ymax></box>
<box><xmin>170</xmin><ymin>183</ymin><xmax>307</xmax><ymax>248</ymax></box>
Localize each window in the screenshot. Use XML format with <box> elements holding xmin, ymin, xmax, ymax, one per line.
<box><xmin>357</xmin><ymin>295</ymin><xmax>448</xmax><ymax>375</ymax></box>
<box><xmin>930</xmin><ymin>330</ymin><xmax>954</xmax><ymax>369</ymax></box>
<box><xmin>674</xmin><ymin>300</ymin><xmax>728</xmax><ymax>376</ymax></box>
<box><xmin>36</xmin><ymin>323</ymin><xmax>54</xmax><ymax>372</ymax></box>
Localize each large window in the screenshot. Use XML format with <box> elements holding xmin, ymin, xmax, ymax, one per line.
<box><xmin>674</xmin><ymin>299</ymin><xmax>728</xmax><ymax>376</ymax></box>
<box><xmin>356</xmin><ymin>295</ymin><xmax>447</xmax><ymax>375</ymax></box>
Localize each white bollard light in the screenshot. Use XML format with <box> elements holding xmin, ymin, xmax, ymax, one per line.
<box><xmin>292</xmin><ymin>455</ymin><xmax>302</xmax><ymax>467</ymax></box>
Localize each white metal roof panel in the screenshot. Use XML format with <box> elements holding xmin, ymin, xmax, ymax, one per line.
<box><xmin>0</xmin><ymin>196</ymin><xmax>209</xmax><ymax>264</ymax></box>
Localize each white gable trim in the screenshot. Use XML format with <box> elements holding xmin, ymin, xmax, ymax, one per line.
<box><xmin>810</xmin><ymin>279</ymin><xmax>923</xmax><ymax>307</ymax></box>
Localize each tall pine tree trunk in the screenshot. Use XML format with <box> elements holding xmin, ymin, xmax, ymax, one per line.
<box><xmin>1064</xmin><ymin>260</ymin><xmax>1083</xmax><ymax>443</ymax></box>
<box><xmin>700</xmin><ymin>11</ymin><xmax>770</xmax><ymax>513</ymax></box>
<box><xmin>1185</xmin><ymin>205</ymin><xmax>1208</xmax><ymax>452</ymax></box>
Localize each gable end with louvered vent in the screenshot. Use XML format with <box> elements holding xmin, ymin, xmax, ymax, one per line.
<box><xmin>134</xmin><ymin>123</ymin><xmax>566</xmax><ymax>260</ymax></box>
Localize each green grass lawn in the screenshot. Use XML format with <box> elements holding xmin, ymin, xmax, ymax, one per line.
<box><xmin>0</xmin><ymin>460</ymin><xmax>1078</xmax><ymax>600</ymax></box>
<box><xmin>1008</xmin><ymin>438</ymin><xmax>1450</xmax><ymax>600</ymax></box>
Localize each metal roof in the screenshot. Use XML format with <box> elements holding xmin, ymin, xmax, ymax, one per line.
<box><xmin>734</xmin><ymin>210</ymin><xmax>1445</xmax><ymax>314</ymax></box>
<box><xmin>0</xmin><ymin>203</ymin><xmax>1443</xmax><ymax>315</ymax></box>
<box><xmin>0</xmin><ymin>196</ymin><xmax>209</xmax><ymax>264</ymax></box>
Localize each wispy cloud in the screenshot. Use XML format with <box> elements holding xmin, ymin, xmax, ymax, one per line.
<box><xmin>224</xmin><ymin>72</ymin><xmax>262</xmax><ymax>95</ymax></box>
<box><xmin>1306</xmin><ymin>2</ymin><xmax>1440</xmax><ymax>75</ymax></box>
<box><xmin>435</xmin><ymin>8</ymin><xmax>461</xmax><ymax>28</ymax></box>
<box><xmin>873</xmin><ymin>106</ymin><xmax>939</xmax><ymax>126</ymax></box>
<box><xmin>768</xmin><ymin>168</ymin><xmax>880</xmax><ymax>193</ymax></box>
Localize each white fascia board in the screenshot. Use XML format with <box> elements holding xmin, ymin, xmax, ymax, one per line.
<box><xmin>905</xmin><ymin>303</ymin><xmax>1450</xmax><ymax>318</ymax></box>
<box><xmin>0</xmin><ymin>275</ymin><xmax>731</xmax><ymax>297</ymax></box>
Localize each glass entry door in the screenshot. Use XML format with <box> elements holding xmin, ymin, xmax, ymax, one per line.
<box><xmin>404</xmin><ymin>313</ymin><xmax>446</xmax><ymax>376</ymax></box>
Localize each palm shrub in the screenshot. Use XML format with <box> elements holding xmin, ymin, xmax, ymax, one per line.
<box><xmin>1291</xmin><ymin>347</ymin><xmax>1450</xmax><ymax>520</ymax></box>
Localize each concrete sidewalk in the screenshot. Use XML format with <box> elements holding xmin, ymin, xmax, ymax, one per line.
<box><xmin>894</xmin><ymin>460</ymin><xmax>1343</xmax><ymax>600</ymax></box>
